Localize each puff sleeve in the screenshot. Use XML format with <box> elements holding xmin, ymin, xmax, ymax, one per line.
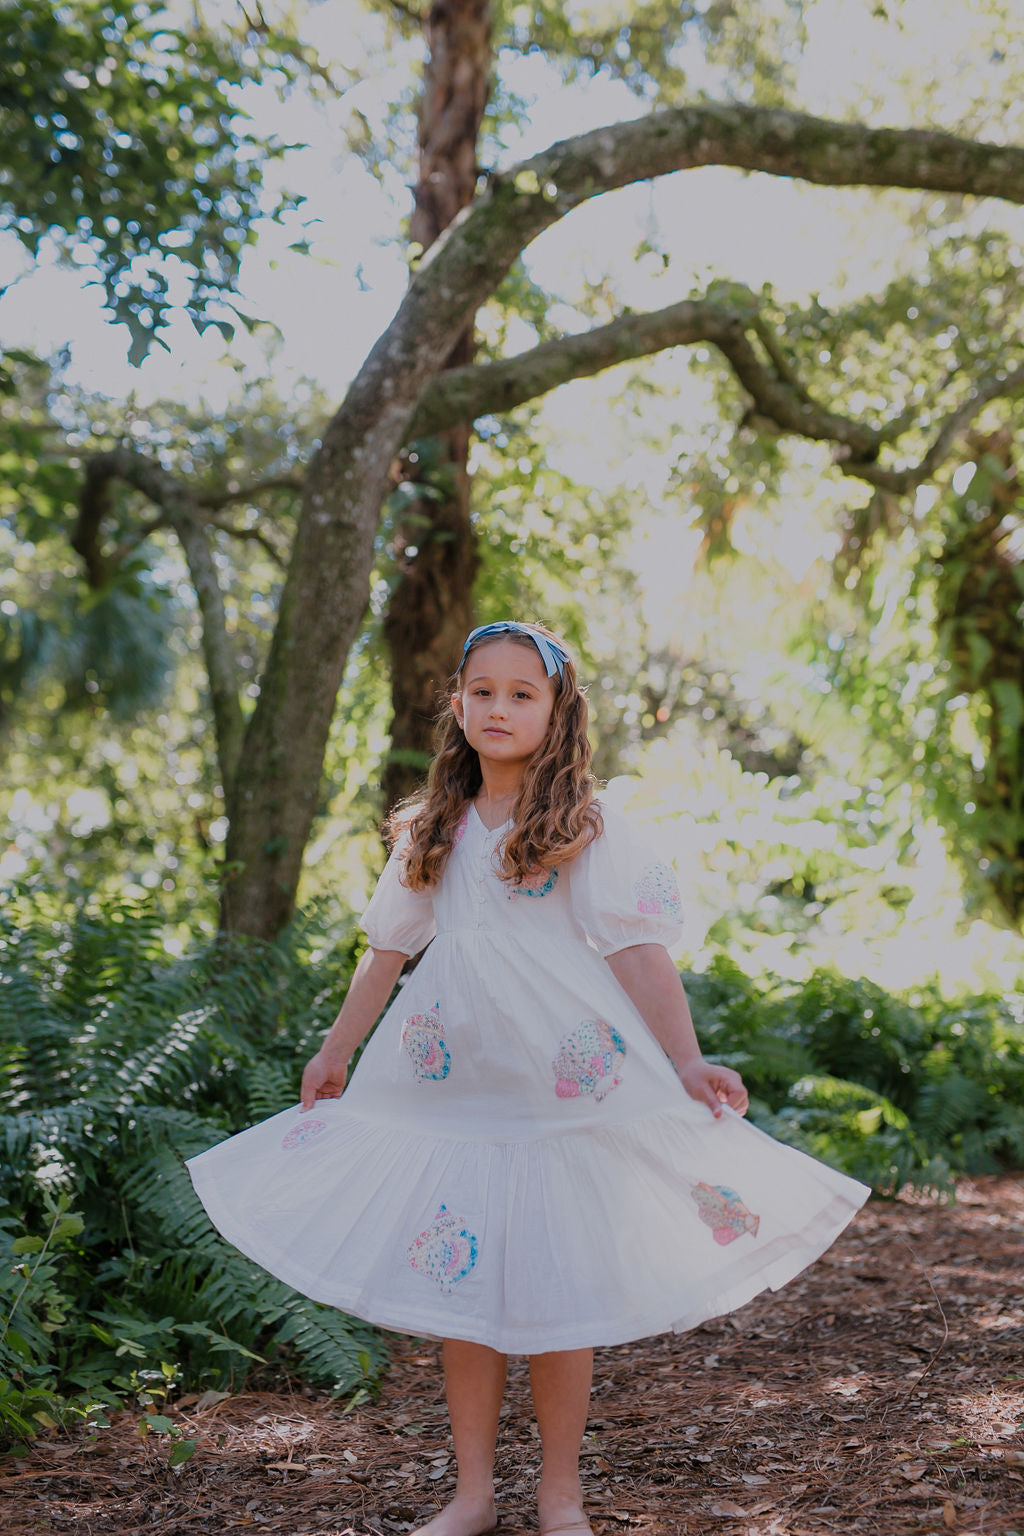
<box><xmin>569</xmin><ymin>804</ymin><xmax>684</xmax><ymax>957</ymax></box>
<box><xmin>358</xmin><ymin>834</ymin><xmax>437</xmax><ymax>956</ymax></box>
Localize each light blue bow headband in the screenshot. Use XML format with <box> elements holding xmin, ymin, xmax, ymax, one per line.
<box><xmin>458</xmin><ymin>621</ymin><xmax>568</xmax><ymax>680</ymax></box>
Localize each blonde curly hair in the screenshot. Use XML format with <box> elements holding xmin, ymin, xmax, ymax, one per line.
<box><xmin>393</xmin><ymin>621</ymin><xmax>601</xmax><ymax>890</ymax></box>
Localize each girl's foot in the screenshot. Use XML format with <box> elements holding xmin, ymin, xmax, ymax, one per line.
<box><xmin>411</xmin><ymin>1492</ymin><xmax>497</xmax><ymax>1536</ymax></box>
<box><xmin>537</xmin><ymin>1481</ymin><xmax>593</xmax><ymax>1536</ymax></box>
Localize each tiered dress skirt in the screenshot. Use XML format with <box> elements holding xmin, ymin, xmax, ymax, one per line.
<box><xmin>188</xmin><ymin>805</ymin><xmax>869</xmax><ymax>1353</ymax></box>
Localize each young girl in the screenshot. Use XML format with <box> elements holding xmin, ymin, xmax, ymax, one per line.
<box><xmin>188</xmin><ymin>620</ymin><xmax>869</xmax><ymax>1536</ymax></box>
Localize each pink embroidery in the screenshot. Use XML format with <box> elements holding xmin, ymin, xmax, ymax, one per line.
<box><xmin>401</xmin><ymin>1003</ymin><xmax>451</xmax><ymax>1081</ymax></box>
<box><xmin>407</xmin><ymin>1205</ymin><xmax>479</xmax><ymax>1293</ymax></box>
<box><xmin>553</xmin><ymin>1019</ymin><xmax>626</xmax><ymax>1101</ymax></box>
<box><xmin>509</xmin><ymin>867</ymin><xmax>558</xmax><ymax>899</ymax></box>
<box><xmin>633</xmin><ymin>862</ymin><xmax>682</xmax><ymax>917</ymax></box>
<box><xmin>691</xmin><ymin>1182</ymin><xmax>760</xmax><ymax>1245</ymax></box>
<box><xmin>281</xmin><ymin>1118</ymin><xmax>327</xmax><ymax>1150</ymax></box>
<box><xmin>453</xmin><ymin>812</ymin><xmax>468</xmax><ymax>844</ymax></box>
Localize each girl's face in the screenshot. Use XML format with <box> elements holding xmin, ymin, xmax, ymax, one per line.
<box><xmin>452</xmin><ymin>638</ymin><xmax>557</xmax><ymax>776</ymax></box>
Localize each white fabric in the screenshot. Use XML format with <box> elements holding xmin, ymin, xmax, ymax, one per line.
<box><xmin>188</xmin><ymin>802</ymin><xmax>869</xmax><ymax>1353</ymax></box>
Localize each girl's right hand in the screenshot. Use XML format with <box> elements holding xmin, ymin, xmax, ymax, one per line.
<box><xmin>300</xmin><ymin>1048</ymin><xmax>348</xmax><ymax>1110</ymax></box>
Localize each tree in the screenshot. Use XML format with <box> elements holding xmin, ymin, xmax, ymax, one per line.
<box><xmin>43</xmin><ymin>1</ymin><xmax>1024</xmax><ymax>936</ymax></box>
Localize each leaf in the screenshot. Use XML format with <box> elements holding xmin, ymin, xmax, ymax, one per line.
<box><xmin>142</xmin><ymin>1414</ymin><xmax>176</xmax><ymax>1435</ymax></box>
<box><xmin>10</xmin><ymin>1236</ymin><xmax>45</xmax><ymax>1255</ymax></box>
<box><xmin>991</xmin><ymin>678</ymin><xmax>1024</xmax><ymax>737</ymax></box>
<box><xmin>168</xmin><ymin>1438</ymin><xmax>196</xmax><ymax>1466</ymax></box>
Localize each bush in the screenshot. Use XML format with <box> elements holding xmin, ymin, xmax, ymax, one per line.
<box><xmin>0</xmin><ymin>888</ymin><xmax>387</xmax><ymax>1448</ymax></box>
<box><xmin>686</xmin><ymin>957</ymin><xmax>1024</xmax><ymax>1196</ymax></box>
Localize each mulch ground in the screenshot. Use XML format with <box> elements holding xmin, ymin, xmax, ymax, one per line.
<box><xmin>3</xmin><ymin>1174</ymin><xmax>1022</xmax><ymax>1536</ymax></box>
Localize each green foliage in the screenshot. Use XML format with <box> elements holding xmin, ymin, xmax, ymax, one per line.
<box><xmin>504</xmin><ymin>0</ymin><xmax>805</xmax><ymax>103</ymax></box>
<box><xmin>0</xmin><ymin>889</ymin><xmax>387</xmax><ymax>1448</ymax></box>
<box><xmin>0</xmin><ymin>0</ymin><xmax>311</xmax><ymax>360</ymax></box>
<box><xmin>686</xmin><ymin>957</ymin><xmax>1024</xmax><ymax>1196</ymax></box>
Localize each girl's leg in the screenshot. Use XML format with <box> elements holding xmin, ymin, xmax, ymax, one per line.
<box><xmin>529</xmin><ymin>1347</ymin><xmax>594</xmax><ymax>1536</ymax></box>
<box><xmin>412</xmin><ymin>1338</ymin><xmax>506</xmax><ymax>1536</ymax></box>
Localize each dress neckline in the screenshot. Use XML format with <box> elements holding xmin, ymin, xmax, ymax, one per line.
<box><xmin>469</xmin><ymin>800</ymin><xmax>513</xmax><ymax>835</ymax></box>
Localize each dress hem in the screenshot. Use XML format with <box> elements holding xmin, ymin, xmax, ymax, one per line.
<box><xmin>186</xmin><ymin>1159</ymin><xmax>868</xmax><ymax>1355</ymax></box>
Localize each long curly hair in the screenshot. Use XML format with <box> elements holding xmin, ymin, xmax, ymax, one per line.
<box><xmin>394</xmin><ymin>622</ymin><xmax>601</xmax><ymax>890</ymax></box>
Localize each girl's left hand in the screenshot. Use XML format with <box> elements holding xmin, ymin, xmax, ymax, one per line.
<box><xmin>676</xmin><ymin>1058</ymin><xmax>749</xmax><ymax>1119</ymax></box>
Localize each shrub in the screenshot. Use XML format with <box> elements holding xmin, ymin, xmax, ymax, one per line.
<box><xmin>686</xmin><ymin>956</ymin><xmax>1024</xmax><ymax>1196</ymax></box>
<box><xmin>0</xmin><ymin>888</ymin><xmax>387</xmax><ymax>1447</ymax></box>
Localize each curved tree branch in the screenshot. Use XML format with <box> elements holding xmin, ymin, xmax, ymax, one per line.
<box><xmin>75</xmin><ymin>447</ymin><xmax>246</xmax><ymax>797</ymax></box>
<box><xmin>411</xmin><ymin>300</ymin><xmax>1024</xmax><ymax>494</ymax></box>
<box><xmin>301</xmin><ymin>101</ymin><xmax>1024</xmax><ymax>590</ymax></box>
<box><xmin>205</xmin><ymin>515</ymin><xmax>288</xmax><ymax>568</ymax></box>
<box><xmin>409</xmin><ymin>297</ymin><xmax>880</xmax><ymax>452</ymax></box>
<box><xmin>196</xmin><ymin>472</ymin><xmax>305</xmax><ymax>511</ymax></box>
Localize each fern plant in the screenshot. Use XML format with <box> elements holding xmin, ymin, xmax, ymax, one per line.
<box><xmin>0</xmin><ymin>886</ymin><xmax>385</xmax><ymax>1446</ymax></box>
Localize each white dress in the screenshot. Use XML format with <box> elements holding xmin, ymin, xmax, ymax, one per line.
<box><xmin>187</xmin><ymin>804</ymin><xmax>869</xmax><ymax>1354</ymax></box>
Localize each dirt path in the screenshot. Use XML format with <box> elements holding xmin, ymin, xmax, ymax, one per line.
<box><xmin>4</xmin><ymin>1175</ymin><xmax>1022</xmax><ymax>1536</ymax></box>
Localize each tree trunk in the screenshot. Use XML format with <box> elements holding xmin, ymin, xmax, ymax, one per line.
<box><xmin>381</xmin><ymin>0</ymin><xmax>490</xmax><ymax>812</ymax></box>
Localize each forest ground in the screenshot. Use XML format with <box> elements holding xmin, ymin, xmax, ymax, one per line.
<box><xmin>3</xmin><ymin>1175</ymin><xmax>1022</xmax><ymax>1536</ymax></box>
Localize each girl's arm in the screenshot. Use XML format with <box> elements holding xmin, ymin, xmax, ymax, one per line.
<box><xmin>299</xmin><ymin>945</ymin><xmax>408</xmax><ymax>1108</ymax></box>
<box><xmin>605</xmin><ymin>943</ymin><xmax>749</xmax><ymax>1118</ymax></box>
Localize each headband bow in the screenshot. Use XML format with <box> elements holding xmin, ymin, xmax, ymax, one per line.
<box><xmin>458</xmin><ymin>621</ymin><xmax>567</xmax><ymax>680</ymax></box>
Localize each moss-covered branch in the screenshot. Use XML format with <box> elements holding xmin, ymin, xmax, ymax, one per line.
<box><xmin>409</xmin><ymin>298</ymin><xmax>878</xmax><ymax>455</ymax></box>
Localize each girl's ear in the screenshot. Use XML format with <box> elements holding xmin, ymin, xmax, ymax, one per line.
<box><xmin>451</xmin><ymin>692</ymin><xmax>464</xmax><ymax>728</ymax></box>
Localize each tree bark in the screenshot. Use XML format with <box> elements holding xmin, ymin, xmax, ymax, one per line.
<box><xmin>211</xmin><ymin>100</ymin><xmax>1024</xmax><ymax>937</ymax></box>
<box><xmin>381</xmin><ymin>0</ymin><xmax>490</xmax><ymax>813</ymax></box>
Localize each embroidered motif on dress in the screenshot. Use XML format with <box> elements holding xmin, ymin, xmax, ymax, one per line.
<box><xmin>509</xmin><ymin>867</ymin><xmax>559</xmax><ymax>899</ymax></box>
<box><xmin>401</xmin><ymin>1003</ymin><xmax>451</xmax><ymax>1081</ymax></box>
<box><xmin>280</xmin><ymin>1118</ymin><xmax>328</xmax><ymax>1150</ymax></box>
<box><xmin>691</xmin><ymin>1181</ymin><xmax>761</xmax><ymax>1245</ymax></box>
<box><xmin>452</xmin><ymin>811</ymin><xmax>468</xmax><ymax>844</ymax></box>
<box><xmin>553</xmin><ymin>1018</ymin><xmax>626</xmax><ymax>1100</ymax></box>
<box><xmin>406</xmin><ymin>1205</ymin><xmax>479</xmax><ymax>1293</ymax></box>
<box><xmin>633</xmin><ymin>861</ymin><xmax>682</xmax><ymax>917</ymax></box>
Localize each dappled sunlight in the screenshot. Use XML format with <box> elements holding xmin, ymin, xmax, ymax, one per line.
<box><xmin>607</xmin><ymin>707</ymin><xmax>1024</xmax><ymax>997</ymax></box>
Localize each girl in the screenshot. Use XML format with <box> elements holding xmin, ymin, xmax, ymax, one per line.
<box><xmin>188</xmin><ymin>620</ymin><xmax>869</xmax><ymax>1536</ymax></box>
